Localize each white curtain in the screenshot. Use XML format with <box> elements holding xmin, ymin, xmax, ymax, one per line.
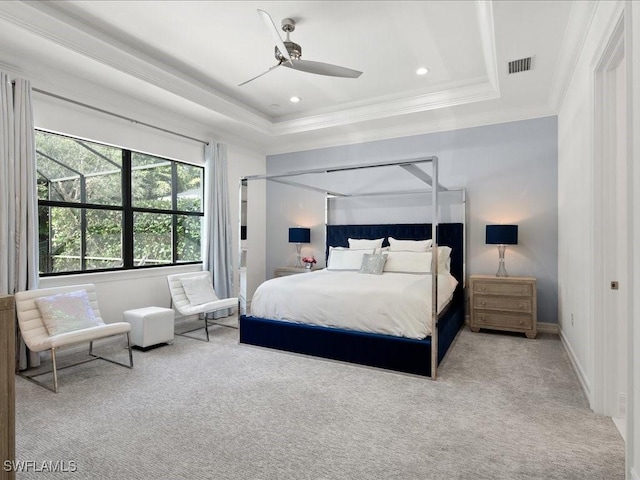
<box><xmin>0</xmin><ymin>73</ymin><xmax>39</xmax><ymax>369</ymax></box>
<box><xmin>202</xmin><ymin>142</ymin><xmax>233</xmax><ymax>318</ymax></box>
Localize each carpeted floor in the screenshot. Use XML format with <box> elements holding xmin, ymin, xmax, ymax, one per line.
<box><xmin>14</xmin><ymin>319</ymin><xmax>624</xmax><ymax>479</ymax></box>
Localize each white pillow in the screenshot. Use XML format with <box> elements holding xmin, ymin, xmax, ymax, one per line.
<box><xmin>388</xmin><ymin>237</ymin><xmax>432</xmax><ymax>252</ymax></box>
<box><xmin>327</xmin><ymin>247</ymin><xmax>375</xmax><ymax>270</ymax></box>
<box><xmin>180</xmin><ymin>273</ymin><xmax>219</xmax><ymax>305</ymax></box>
<box><xmin>383</xmin><ymin>251</ymin><xmax>433</xmax><ymax>274</ymax></box>
<box><xmin>348</xmin><ymin>238</ymin><xmax>384</xmax><ymax>249</ymax></box>
<box><xmin>35</xmin><ymin>290</ymin><xmax>101</xmax><ymax>336</ymax></box>
<box><xmin>429</xmin><ymin>245</ymin><xmax>452</xmax><ymax>272</ymax></box>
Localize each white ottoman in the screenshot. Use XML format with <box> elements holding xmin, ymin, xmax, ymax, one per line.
<box><xmin>124</xmin><ymin>306</ymin><xmax>174</xmax><ymax>349</ymax></box>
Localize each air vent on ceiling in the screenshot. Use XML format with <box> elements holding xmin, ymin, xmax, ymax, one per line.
<box><xmin>508</xmin><ymin>57</ymin><xmax>532</xmax><ymax>74</ymax></box>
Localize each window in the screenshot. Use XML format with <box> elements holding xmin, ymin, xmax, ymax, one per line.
<box><xmin>36</xmin><ymin>130</ymin><xmax>204</xmax><ymax>275</ymax></box>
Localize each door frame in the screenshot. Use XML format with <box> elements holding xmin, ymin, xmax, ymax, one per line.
<box><xmin>592</xmin><ymin>12</ymin><xmax>627</xmax><ymax>418</ymax></box>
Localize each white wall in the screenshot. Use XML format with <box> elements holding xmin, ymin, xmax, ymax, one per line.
<box><xmin>557</xmin><ymin>0</ymin><xmax>623</xmax><ymax>406</ymax></box>
<box><xmin>627</xmin><ymin>1</ymin><xmax>640</xmax><ymax>477</ymax></box>
<box><xmin>31</xmin><ymin>78</ymin><xmax>266</xmax><ymax>324</ymax></box>
<box><xmin>265</xmin><ymin>116</ymin><xmax>559</xmax><ymax>324</ymax></box>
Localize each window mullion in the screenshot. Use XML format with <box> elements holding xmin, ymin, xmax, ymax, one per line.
<box><xmin>80</xmin><ymin>175</ymin><xmax>87</xmax><ymax>271</ymax></box>
<box><xmin>123</xmin><ymin>150</ymin><xmax>134</xmax><ymax>269</ymax></box>
<box><xmin>171</xmin><ymin>162</ymin><xmax>178</xmax><ymax>264</ymax></box>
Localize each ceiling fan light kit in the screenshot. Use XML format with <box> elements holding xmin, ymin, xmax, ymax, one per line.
<box><xmin>238</xmin><ymin>9</ymin><xmax>363</xmax><ymax>87</ymax></box>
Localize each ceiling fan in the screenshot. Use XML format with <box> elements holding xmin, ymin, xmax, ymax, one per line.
<box><xmin>238</xmin><ymin>9</ymin><xmax>363</xmax><ymax>86</ymax></box>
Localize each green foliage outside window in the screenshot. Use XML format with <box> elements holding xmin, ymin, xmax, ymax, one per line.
<box><xmin>36</xmin><ymin>130</ymin><xmax>204</xmax><ymax>275</ymax></box>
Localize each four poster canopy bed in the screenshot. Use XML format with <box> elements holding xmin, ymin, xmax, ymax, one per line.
<box><xmin>238</xmin><ymin>157</ymin><xmax>466</xmax><ymax>379</ymax></box>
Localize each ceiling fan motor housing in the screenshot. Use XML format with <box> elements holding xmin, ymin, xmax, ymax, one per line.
<box><xmin>275</xmin><ymin>41</ymin><xmax>301</xmax><ymax>61</ymax></box>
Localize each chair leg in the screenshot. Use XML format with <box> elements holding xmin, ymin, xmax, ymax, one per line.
<box><xmin>17</xmin><ymin>336</ymin><xmax>132</xmax><ymax>393</ymax></box>
<box><xmin>89</xmin><ymin>332</ymin><xmax>134</xmax><ymax>369</ymax></box>
<box><xmin>127</xmin><ymin>333</ymin><xmax>134</xmax><ymax>367</ymax></box>
<box><xmin>51</xmin><ymin>347</ymin><xmax>59</xmax><ymax>393</ymax></box>
<box><xmin>175</xmin><ymin>314</ymin><xmax>213</xmax><ymax>342</ymax></box>
<box><xmin>175</xmin><ymin>309</ymin><xmax>237</xmax><ymax>341</ymax></box>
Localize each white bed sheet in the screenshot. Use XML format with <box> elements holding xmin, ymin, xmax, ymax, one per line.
<box><xmin>250</xmin><ymin>269</ymin><xmax>458</xmax><ymax>340</ymax></box>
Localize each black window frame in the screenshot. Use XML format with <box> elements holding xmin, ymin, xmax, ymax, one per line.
<box><xmin>36</xmin><ymin>129</ymin><xmax>204</xmax><ymax>277</ymax></box>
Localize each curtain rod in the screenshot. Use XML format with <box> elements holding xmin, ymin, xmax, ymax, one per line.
<box><xmin>32</xmin><ymin>87</ymin><xmax>209</xmax><ymax>146</ymax></box>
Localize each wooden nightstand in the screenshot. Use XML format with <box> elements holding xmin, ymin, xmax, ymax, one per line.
<box><xmin>469</xmin><ymin>275</ymin><xmax>537</xmax><ymax>339</ymax></box>
<box><xmin>274</xmin><ymin>266</ymin><xmax>320</xmax><ymax>277</ymax></box>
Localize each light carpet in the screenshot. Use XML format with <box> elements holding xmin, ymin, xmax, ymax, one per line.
<box><xmin>14</xmin><ymin>320</ymin><xmax>624</xmax><ymax>479</ymax></box>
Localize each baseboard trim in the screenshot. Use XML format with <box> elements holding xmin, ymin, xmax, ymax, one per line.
<box><xmin>537</xmin><ymin>322</ymin><xmax>559</xmax><ymax>334</ymax></box>
<box><xmin>559</xmin><ymin>328</ymin><xmax>591</xmax><ymax>401</ymax></box>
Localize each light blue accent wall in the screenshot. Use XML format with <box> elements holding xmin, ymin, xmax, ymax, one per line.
<box><xmin>265</xmin><ymin>116</ymin><xmax>558</xmax><ymax>324</ymax></box>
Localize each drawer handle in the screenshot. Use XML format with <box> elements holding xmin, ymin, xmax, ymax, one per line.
<box><xmin>480</xmin><ymin>286</ymin><xmax>486</xmax><ymax>290</ymax></box>
<box><xmin>518</xmin><ymin>303</ymin><xmax>524</xmax><ymax>309</ymax></box>
<box><xmin>480</xmin><ymin>301</ymin><xmax>486</xmax><ymax>306</ymax></box>
<box><xmin>519</xmin><ymin>320</ymin><xmax>523</xmax><ymax>325</ymax></box>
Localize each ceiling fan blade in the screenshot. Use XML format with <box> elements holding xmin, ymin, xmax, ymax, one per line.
<box><xmin>238</xmin><ymin>63</ymin><xmax>281</xmax><ymax>86</ymax></box>
<box><xmin>283</xmin><ymin>59</ymin><xmax>362</xmax><ymax>78</ymax></box>
<box><xmin>257</xmin><ymin>9</ymin><xmax>291</xmax><ymax>63</ymax></box>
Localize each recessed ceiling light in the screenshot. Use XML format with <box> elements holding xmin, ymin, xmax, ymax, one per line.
<box><xmin>290</xmin><ymin>96</ymin><xmax>301</xmax><ymax>103</ymax></box>
<box><xmin>416</xmin><ymin>67</ymin><xmax>429</xmax><ymax>76</ymax></box>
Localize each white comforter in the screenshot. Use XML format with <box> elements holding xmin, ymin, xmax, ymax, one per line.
<box><xmin>250</xmin><ymin>270</ymin><xmax>458</xmax><ymax>340</ymax></box>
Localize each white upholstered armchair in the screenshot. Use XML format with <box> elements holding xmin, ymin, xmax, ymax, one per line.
<box><xmin>14</xmin><ymin>284</ymin><xmax>133</xmax><ymax>393</ymax></box>
<box><xmin>167</xmin><ymin>272</ymin><xmax>237</xmax><ymax>342</ymax></box>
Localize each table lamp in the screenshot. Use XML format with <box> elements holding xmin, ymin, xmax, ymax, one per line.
<box><xmin>486</xmin><ymin>225</ymin><xmax>518</xmax><ymax>277</ymax></box>
<box><xmin>289</xmin><ymin>227</ymin><xmax>310</xmax><ymax>268</ymax></box>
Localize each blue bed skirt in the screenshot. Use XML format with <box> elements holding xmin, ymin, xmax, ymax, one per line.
<box><xmin>240</xmin><ymin>290</ymin><xmax>464</xmax><ymax>377</ymax></box>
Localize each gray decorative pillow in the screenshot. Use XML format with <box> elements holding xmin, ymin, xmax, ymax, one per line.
<box><xmin>359</xmin><ymin>253</ymin><xmax>388</xmax><ymax>275</ymax></box>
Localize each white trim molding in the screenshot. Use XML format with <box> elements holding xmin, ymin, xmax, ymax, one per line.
<box><xmin>560</xmin><ymin>328</ymin><xmax>592</xmax><ymax>402</ymax></box>
<box><xmin>549</xmin><ymin>0</ymin><xmax>599</xmax><ymax>111</ymax></box>
<box><xmin>537</xmin><ymin>322</ymin><xmax>559</xmax><ymax>335</ymax></box>
<box><xmin>0</xmin><ymin>0</ymin><xmax>503</xmax><ymax>140</ymax></box>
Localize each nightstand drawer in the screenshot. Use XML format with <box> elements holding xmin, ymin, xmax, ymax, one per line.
<box><xmin>473</xmin><ymin>295</ymin><xmax>532</xmax><ymax>314</ymax></box>
<box><xmin>474</xmin><ymin>312</ymin><xmax>533</xmax><ymax>330</ymax></box>
<box><xmin>473</xmin><ymin>281</ymin><xmax>532</xmax><ymax>296</ymax></box>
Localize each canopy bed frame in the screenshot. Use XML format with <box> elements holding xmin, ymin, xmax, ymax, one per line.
<box><xmin>238</xmin><ymin>156</ymin><xmax>466</xmax><ymax>379</ymax></box>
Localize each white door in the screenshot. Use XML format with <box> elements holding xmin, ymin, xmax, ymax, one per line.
<box><xmin>609</xmin><ymin>50</ymin><xmax>628</xmax><ymax>436</ymax></box>
<box><xmin>593</xmin><ymin>18</ymin><xmax>628</xmax><ymax>438</ymax></box>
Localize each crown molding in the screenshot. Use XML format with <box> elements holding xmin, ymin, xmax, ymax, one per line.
<box><xmin>0</xmin><ymin>61</ymin><xmax>23</xmax><ymax>77</ymax></box>
<box><xmin>269</xmin><ymin>1</ymin><xmax>500</xmax><ymax>136</ymax></box>
<box><xmin>0</xmin><ymin>1</ymin><xmax>273</xmax><ymax>135</ymax></box>
<box><xmin>476</xmin><ymin>0</ymin><xmax>501</xmax><ymax>93</ymax></box>
<box><xmin>266</xmin><ymin>105</ymin><xmax>557</xmax><ymax>156</ymax></box>
<box><xmin>548</xmin><ymin>0</ymin><xmax>599</xmax><ymax>112</ymax></box>
<box><xmin>271</xmin><ymin>79</ymin><xmax>500</xmax><ymax>136</ymax></box>
<box><xmin>29</xmin><ymin>65</ymin><xmax>270</xmax><ymax>155</ymax></box>
<box><xmin>1</xmin><ymin>0</ymin><xmax>504</xmax><ymax>140</ymax></box>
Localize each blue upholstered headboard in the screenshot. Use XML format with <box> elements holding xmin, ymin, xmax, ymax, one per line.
<box><xmin>325</xmin><ymin>223</ymin><xmax>464</xmax><ymax>285</ymax></box>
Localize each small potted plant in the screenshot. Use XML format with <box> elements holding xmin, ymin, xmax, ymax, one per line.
<box><xmin>302</xmin><ymin>256</ymin><xmax>317</xmax><ymax>269</ymax></box>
